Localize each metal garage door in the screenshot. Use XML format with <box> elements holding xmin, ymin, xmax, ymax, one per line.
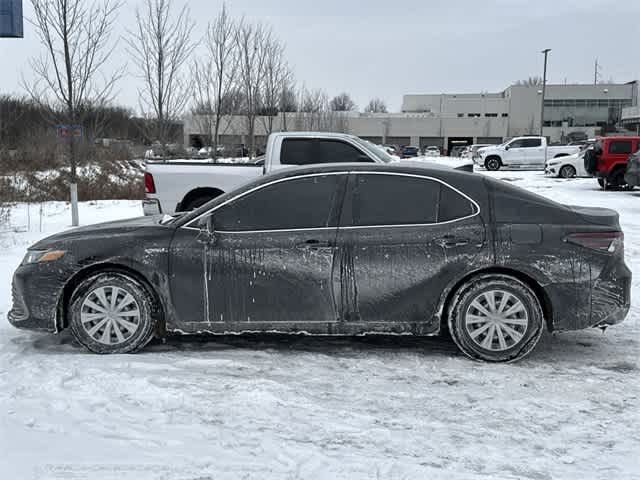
<box><xmin>386</xmin><ymin>136</ymin><xmax>411</xmax><ymax>146</ymax></box>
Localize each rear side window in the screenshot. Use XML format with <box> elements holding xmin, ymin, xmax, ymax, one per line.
<box><xmin>439</xmin><ymin>184</ymin><xmax>475</xmax><ymax>221</ymax></box>
<box><xmin>350</xmin><ymin>174</ymin><xmax>476</xmax><ymax>226</ymax></box>
<box><xmin>281</xmin><ymin>139</ymin><xmax>315</xmax><ymax>165</ymax></box>
<box><xmin>523</xmin><ymin>138</ymin><xmax>542</xmax><ymax>148</ymax></box>
<box><xmin>214</xmin><ymin>174</ymin><xmax>342</xmax><ymax>231</ymax></box>
<box><xmin>608</xmin><ymin>140</ymin><xmax>633</xmax><ymax>155</ymax></box>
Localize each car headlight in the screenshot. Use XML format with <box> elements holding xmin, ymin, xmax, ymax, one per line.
<box><xmin>22</xmin><ymin>250</ymin><xmax>66</xmax><ymax>265</ymax></box>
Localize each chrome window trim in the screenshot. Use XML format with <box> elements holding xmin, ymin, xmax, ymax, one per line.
<box><xmin>182</xmin><ymin>170</ymin><xmax>480</xmax><ymax>233</ymax></box>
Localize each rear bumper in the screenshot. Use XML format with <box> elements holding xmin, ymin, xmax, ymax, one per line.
<box><xmin>143</xmin><ymin>198</ymin><xmax>162</xmax><ymax>216</ymax></box>
<box><xmin>547</xmin><ymin>257</ymin><xmax>632</xmax><ymax>331</ymax></box>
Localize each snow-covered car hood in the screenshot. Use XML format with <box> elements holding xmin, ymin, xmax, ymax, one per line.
<box><xmin>30</xmin><ymin>215</ymin><xmax>168</xmax><ymax>250</ymax></box>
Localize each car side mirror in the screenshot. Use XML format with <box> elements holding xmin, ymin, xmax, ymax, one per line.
<box><xmin>505</xmin><ymin>145</ymin><xmax>510</xmax><ymax>150</ymax></box>
<box><xmin>196</xmin><ymin>216</ymin><xmax>216</xmax><ymax>245</ymax></box>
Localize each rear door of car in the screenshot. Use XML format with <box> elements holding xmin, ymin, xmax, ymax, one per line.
<box><xmin>607</xmin><ymin>139</ymin><xmax>634</xmax><ymax>169</ymax></box>
<box><xmin>523</xmin><ymin>138</ymin><xmax>545</xmax><ymax>166</ymax></box>
<box><xmin>333</xmin><ymin>171</ymin><xmax>486</xmax><ymax>333</ymax></box>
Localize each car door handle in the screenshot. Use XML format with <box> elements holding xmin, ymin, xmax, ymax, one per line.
<box><xmin>437</xmin><ymin>235</ymin><xmax>470</xmax><ymax>248</ymax></box>
<box><xmin>296</xmin><ymin>239</ymin><xmax>332</xmax><ymax>250</ymax></box>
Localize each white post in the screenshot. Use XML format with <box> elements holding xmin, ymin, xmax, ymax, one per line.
<box><xmin>70</xmin><ymin>183</ymin><xmax>79</xmax><ymax>226</ymax></box>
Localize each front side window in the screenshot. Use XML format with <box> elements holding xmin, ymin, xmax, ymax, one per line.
<box><xmin>609</xmin><ymin>140</ymin><xmax>633</xmax><ymax>155</ymax></box>
<box><xmin>214</xmin><ymin>174</ymin><xmax>342</xmax><ymax>231</ymax></box>
<box><xmin>509</xmin><ymin>139</ymin><xmax>526</xmax><ymax>148</ymax></box>
<box><xmin>318</xmin><ymin>140</ymin><xmax>369</xmax><ymax>163</ymax></box>
<box><xmin>349</xmin><ymin>174</ymin><xmax>476</xmax><ymax>226</ymax></box>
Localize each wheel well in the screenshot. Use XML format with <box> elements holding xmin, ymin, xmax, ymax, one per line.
<box><xmin>554</xmin><ymin>153</ymin><xmax>569</xmax><ymax>158</ymax></box>
<box><xmin>178</xmin><ymin>187</ymin><xmax>224</xmax><ymax>211</ymax></box>
<box><xmin>56</xmin><ymin>263</ymin><xmax>165</xmax><ymax>333</ymax></box>
<box><xmin>485</xmin><ymin>155</ymin><xmax>501</xmax><ymax>163</ymax></box>
<box><xmin>440</xmin><ymin>267</ymin><xmax>554</xmax><ymax>332</ymax></box>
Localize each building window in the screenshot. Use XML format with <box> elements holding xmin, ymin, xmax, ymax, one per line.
<box><xmin>502</xmin><ymin>113</ymin><xmax>509</xmax><ymax>117</ymax></box>
<box><xmin>485</xmin><ymin>113</ymin><xmax>498</xmax><ymax>117</ymax></box>
<box><xmin>468</xmin><ymin>113</ymin><xmax>481</xmax><ymax>118</ymax></box>
<box><xmin>457</xmin><ymin>113</ymin><xmax>464</xmax><ymax>118</ymax></box>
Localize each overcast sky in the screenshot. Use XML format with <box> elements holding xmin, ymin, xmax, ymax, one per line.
<box><xmin>1</xmin><ymin>0</ymin><xmax>639</xmax><ymax>113</ymax></box>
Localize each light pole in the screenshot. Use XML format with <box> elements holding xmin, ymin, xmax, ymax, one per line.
<box><xmin>540</xmin><ymin>48</ymin><xmax>551</xmax><ymax>136</ymax></box>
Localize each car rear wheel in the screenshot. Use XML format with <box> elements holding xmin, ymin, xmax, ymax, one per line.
<box><xmin>68</xmin><ymin>272</ymin><xmax>158</xmax><ymax>354</ymax></box>
<box><xmin>447</xmin><ymin>274</ymin><xmax>544</xmax><ymax>362</ymax></box>
<box><xmin>485</xmin><ymin>157</ymin><xmax>502</xmax><ymax>171</ymax></box>
<box><xmin>559</xmin><ymin>165</ymin><xmax>576</xmax><ymax>178</ymax></box>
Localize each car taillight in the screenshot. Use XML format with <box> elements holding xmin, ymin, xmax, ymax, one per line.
<box><xmin>565</xmin><ymin>231</ymin><xmax>623</xmax><ymax>253</ymax></box>
<box><xmin>144</xmin><ymin>172</ymin><xmax>156</xmax><ymax>194</ymax></box>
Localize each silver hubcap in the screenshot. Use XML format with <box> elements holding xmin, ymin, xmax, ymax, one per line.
<box><xmin>80</xmin><ymin>286</ymin><xmax>141</xmax><ymax>345</ymax></box>
<box><xmin>465</xmin><ymin>290</ymin><xmax>529</xmax><ymax>351</ymax></box>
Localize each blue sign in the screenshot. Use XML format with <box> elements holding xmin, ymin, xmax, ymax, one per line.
<box><xmin>0</xmin><ymin>0</ymin><xmax>23</xmax><ymax>38</ymax></box>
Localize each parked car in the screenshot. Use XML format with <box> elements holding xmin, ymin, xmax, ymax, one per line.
<box><xmin>423</xmin><ymin>146</ymin><xmax>441</xmax><ymax>157</ymax></box>
<box><xmin>400</xmin><ymin>146</ymin><xmax>420</xmax><ymax>158</ymax></box>
<box><xmin>624</xmin><ymin>149</ymin><xmax>640</xmax><ymax>188</ymax></box>
<box><xmin>545</xmin><ymin>150</ymin><xmax>590</xmax><ymax>178</ymax></box>
<box><xmin>145</xmin><ymin>133</ymin><xmax>441</xmax><ymax>215</ymax></box>
<box><xmin>466</xmin><ymin>144</ymin><xmax>492</xmax><ymax>163</ymax></box>
<box><xmin>450</xmin><ymin>145</ymin><xmax>468</xmax><ymax>157</ymax></box>
<box><xmin>477</xmin><ymin>136</ymin><xmax>579</xmax><ymax>171</ymax></box>
<box><xmin>8</xmin><ymin>162</ymin><xmax>630</xmax><ymax>362</ymax></box>
<box><xmin>584</xmin><ymin>136</ymin><xmax>640</xmax><ymax>189</ymax></box>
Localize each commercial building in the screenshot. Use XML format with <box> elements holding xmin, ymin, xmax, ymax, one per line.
<box><xmin>184</xmin><ymin>81</ymin><xmax>638</xmax><ymax>153</ymax></box>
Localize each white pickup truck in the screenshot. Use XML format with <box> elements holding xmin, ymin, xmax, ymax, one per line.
<box><xmin>143</xmin><ymin>132</ymin><xmax>474</xmax><ymax>215</ymax></box>
<box><xmin>476</xmin><ymin>136</ymin><xmax>579</xmax><ymax>171</ymax></box>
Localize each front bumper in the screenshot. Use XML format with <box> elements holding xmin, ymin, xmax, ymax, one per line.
<box><xmin>544</xmin><ymin>165</ymin><xmax>558</xmax><ymax>176</ymax></box>
<box><xmin>7</xmin><ymin>264</ymin><xmax>66</xmax><ymax>333</ymax></box>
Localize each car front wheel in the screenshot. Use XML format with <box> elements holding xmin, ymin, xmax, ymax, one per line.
<box><xmin>68</xmin><ymin>272</ymin><xmax>159</xmax><ymax>354</ymax></box>
<box><xmin>447</xmin><ymin>274</ymin><xmax>544</xmax><ymax>362</ymax></box>
<box><xmin>485</xmin><ymin>157</ymin><xmax>502</xmax><ymax>171</ymax></box>
<box><xmin>559</xmin><ymin>165</ymin><xmax>576</xmax><ymax>178</ymax></box>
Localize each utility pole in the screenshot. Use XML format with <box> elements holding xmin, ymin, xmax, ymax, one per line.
<box><xmin>594</xmin><ymin>59</ymin><xmax>601</xmax><ymax>85</ymax></box>
<box><xmin>540</xmin><ymin>49</ymin><xmax>551</xmax><ymax>137</ymax></box>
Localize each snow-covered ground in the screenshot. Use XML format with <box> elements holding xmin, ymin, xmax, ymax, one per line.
<box><xmin>0</xmin><ymin>173</ymin><xmax>638</xmax><ymax>480</ymax></box>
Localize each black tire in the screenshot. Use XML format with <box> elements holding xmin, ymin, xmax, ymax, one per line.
<box><xmin>485</xmin><ymin>157</ymin><xmax>502</xmax><ymax>171</ymax></box>
<box><xmin>559</xmin><ymin>165</ymin><xmax>576</xmax><ymax>178</ymax></box>
<box><xmin>447</xmin><ymin>274</ymin><xmax>544</xmax><ymax>362</ymax></box>
<box><xmin>68</xmin><ymin>272</ymin><xmax>159</xmax><ymax>354</ymax></box>
<box><xmin>183</xmin><ymin>195</ymin><xmax>215</xmax><ymax>211</ymax></box>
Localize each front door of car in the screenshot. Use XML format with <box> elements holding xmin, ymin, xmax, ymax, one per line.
<box><xmin>504</xmin><ymin>139</ymin><xmax>528</xmax><ymax>166</ymax></box>
<box><xmin>334</xmin><ymin>172</ymin><xmax>486</xmax><ymax>333</ymax></box>
<box><xmin>168</xmin><ymin>173</ymin><xmax>347</xmax><ymax>330</ymax></box>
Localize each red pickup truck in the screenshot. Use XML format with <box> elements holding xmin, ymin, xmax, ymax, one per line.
<box><xmin>584</xmin><ymin>136</ymin><xmax>640</xmax><ymax>189</ymax></box>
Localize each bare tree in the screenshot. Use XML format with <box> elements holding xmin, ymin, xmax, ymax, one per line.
<box><xmin>330</xmin><ymin>92</ymin><xmax>356</xmax><ymax>112</ymax></box>
<box><xmin>236</xmin><ymin>20</ymin><xmax>271</xmax><ymax>157</ymax></box>
<box><xmin>364</xmin><ymin>98</ymin><xmax>388</xmax><ymax>113</ymax></box>
<box><xmin>258</xmin><ymin>35</ymin><xmax>292</xmax><ymax>136</ymax></box>
<box><xmin>515</xmin><ymin>76</ymin><xmax>543</xmax><ymax>86</ymax></box>
<box><xmin>294</xmin><ymin>87</ymin><xmax>349</xmax><ymax>133</ymax></box>
<box><xmin>129</xmin><ymin>0</ymin><xmax>195</xmax><ymax>156</ymax></box>
<box><xmin>26</xmin><ymin>0</ymin><xmax>123</xmax><ymax>225</ymax></box>
<box><xmin>191</xmin><ymin>4</ymin><xmax>241</xmax><ymax>158</ymax></box>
